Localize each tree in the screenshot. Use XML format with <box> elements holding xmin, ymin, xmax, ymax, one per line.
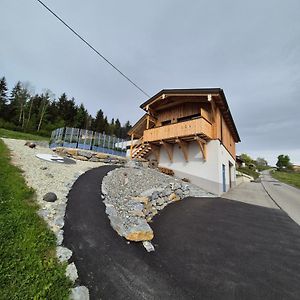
<box><xmin>256</xmin><ymin>157</ymin><xmax>268</xmax><ymax>167</ymax></box>
<box><xmin>276</xmin><ymin>155</ymin><xmax>292</xmax><ymax>170</ymax></box>
<box><xmin>92</xmin><ymin>109</ymin><xmax>105</xmax><ymax>132</ymax></box>
<box><xmin>37</xmin><ymin>90</ymin><xmax>54</xmax><ymax>131</ymax></box>
<box><xmin>7</xmin><ymin>81</ymin><xmax>22</xmax><ymax>123</ymax></box>
<box><xmin>240</xmin><ymin>153</ymin><xmax>254</xmax><ymax>166</ymax></box>
<box><xmin>74</xmin><ymin>103</ymin><xmax>88</xmax><ymax>129</ymax></box>
<box><xmin>0</xmin><ymin>77</ymin><xmax>8</xmax><ymax>118</ymax></box>
<box><xmin>114</xmin><ymin>118</ymin><xmax>121</xmax><ymax>137</ymax></box>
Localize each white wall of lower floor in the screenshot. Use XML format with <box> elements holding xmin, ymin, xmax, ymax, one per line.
<box><xmin>154</xmin><ymin>140</ymin><xmax>236</xmax><ymax>195</ymax></box>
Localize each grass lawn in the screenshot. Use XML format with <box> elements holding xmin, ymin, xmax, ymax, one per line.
<box><xmin>0</xmin><ymin>128</ymin><xmax>49</xmax><ymax>141</ymax></box>
<box><xmin>237</xmin><ymin>167</ymin><xmax>260</xmax><ymax>179</ymax></box>
<box><xmin>272</xmin><ymin>171</ymin><xmax>300</xmax><ymax>189</ymax></box>
<box><xmin>0</xmin><ymin>139</ymin><xmax>71</xmax><ymax>299</ymax></box>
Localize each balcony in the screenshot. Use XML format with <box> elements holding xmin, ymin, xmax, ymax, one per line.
<box><xmin>143</xmin><ymin>117</ymin><xmax>213</xmax><ymax>143</ymax></box>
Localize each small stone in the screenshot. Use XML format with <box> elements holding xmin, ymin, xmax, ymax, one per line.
<box><xmin>45</xmin><ymin>173</ymin><xmax>54</xmax><ymax>178</ymax></box>
<box><xmin>66</xmin><ymin>262</ymin><xmax>78</xmax><ymax>282</ymax></box>
<box><xmin>89</xmin><ymin>157</ymin><xmax>100</xmax><ymax>162</ymax></box>
<box><xmin>56</xmin><ymin>246</ymin><xmax>72</xmax><ymax>262</ymax></box>
<box><xmin>66</xmin><ymin>148</ymin><xmax>78</xmax><ymax>156</ymax></box>
<box><xmin>157</xmin><ymin>197</ymin><xmax>165</xmax><ymax>206</ymax></box>
<box><xmin>151</xmin><ymin>191</ymin><xmax>159</xmax><ymax>201</ymax></box>
<box><xmin>77</xmin><ymin>150</ymin><xmax>93</xmax><ymax>159</ymax></box>
<box><xmin>73</xmin><ymin>155</ymin><xmax>88</xmax><ymax>161</ymax></box>
<box><xmin>131</xmin><ymin>196</ymin><xmax>149</xmax><ymax>204</ymax></box>
<box><xmin>56</xmin><ymin>230</ymin><xmax>64</xmax><ymax>245</ymax></box>
<box><xmin>40</xmin><ymin>166</ymin><xmax>48</xmax><ymax>170</ymax></box>
<box><xmin>70</xmin><ymin>286</ymin><xmax>89</xmax><ymax>300</ymax></box>
<box><xmin>25</xmin><ymin>142</ymin><xmax>36</xmax><ymax>148</ymax></box>
<box><xmin>141</xmin><ymin>187</ymin><xmax>163</xmax><ymax>197</ymax></box>
<box><xmin>43</xmin><ymin>192</ymin><xmax>57</xmax><ymax>202</ymax></box>
<box><xmin>168</xmin><ymin>193</ymin><xmax>180</xmax><ymax>202</ymax></box>
<box><xmin>95</xmin><ymin>153</ymin><xmax>109</xmax><ymax>159</ymax></box>
<box><xmin>142</xmin><ymin>241</ymin><xmax>155</xmax><ymax>252</ymax></box>
<box><xmin>175</xmin><ymin>189</ymin><xmax>184</xmax><ymax>198</ymax></box>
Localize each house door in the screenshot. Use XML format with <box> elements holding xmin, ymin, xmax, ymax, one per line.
<box><xmin>222</xmin><ymin>164</ymin><xmax>226</xmax><ymax>192</ymax></box>
<box><xmin>222</xmin><ymin>164</ymin><xmax>226</xmax><ymax>193</ymax></box>
<box><xmin>229</xmin><ymin>161</ymin><xmax>233</xmax><ymax>188</ymax></box>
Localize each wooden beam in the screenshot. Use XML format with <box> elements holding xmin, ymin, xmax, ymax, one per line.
<box><xmin>210</xmin><ymin>98</ymin><xmax>216</xmax><ymax>123</ymax></box>
<box><xmin>146</xmin><ymin>114</ymin><xmax>150</xmax><ymax>129</ymax></box>
<box><xmin>160</xmin><ymin>141</ymin><xmax>173</xmax><ymax>162</ymax></box>
<box><xmin>195</xmin><ymin>137</ymin><xmax>207</xmax><ymax>160</ymax></box>
<box><xmin>130</xmin><ymin>134</ymin><xmax>134</xmax><ymax>159</ymax></box>
<box><xmin>176</xmin><ymin>138</ymin><xmax>188</xmax><ymax>162</ymax></box>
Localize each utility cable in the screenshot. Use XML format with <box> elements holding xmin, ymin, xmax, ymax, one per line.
<box><xmin>36</xmin><ymin>0</ymin><xmax>150</xmax><ymax>97</ymax></box>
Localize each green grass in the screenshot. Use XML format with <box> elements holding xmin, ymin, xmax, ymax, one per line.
<box><xmin>272</xmin><ymin>170</ymin><xmax>300</xmax><ymax>189</ymax></box>
<box><xmin>0</xmin><ymin>128</ymin><xmax>49</xmax><ymax>141</ymax></box>
<box><xmin>0</xmin><ymin>139</ymin><xmax>71</xmax><ymax>299</ymax></box>
<box><xmin>237</xmin><ymin>167</ymin><xmax>260</xmax><ymax>179</ymax></box>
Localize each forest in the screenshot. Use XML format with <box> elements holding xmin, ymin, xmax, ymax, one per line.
<box><xmin>0</xmin><ymin>76</ymin><xmax>132</xmax><ymax>138</ymax></box>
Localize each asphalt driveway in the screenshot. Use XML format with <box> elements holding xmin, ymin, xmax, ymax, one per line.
<box><xmin>64</xmin><ymin>166</ymin><xmax>300</xmax><ymax>300</ymax></box>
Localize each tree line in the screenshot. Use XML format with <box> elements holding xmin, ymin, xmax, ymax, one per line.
<box><xmin>0</xmin><ymin>76</ymin><xmax>132</xmax><ymax>138</ymax></box>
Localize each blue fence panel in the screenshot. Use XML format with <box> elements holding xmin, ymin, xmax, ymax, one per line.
<box><xmin>49</xmin><ymin>127</ymin><xmax>127</xmax><ymax>157</ymax></box>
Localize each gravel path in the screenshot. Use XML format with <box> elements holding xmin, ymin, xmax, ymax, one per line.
<box><xmin>2</xmin><ymin>138</ymin><xmax>104</xmax><ymax>242</ymax></box>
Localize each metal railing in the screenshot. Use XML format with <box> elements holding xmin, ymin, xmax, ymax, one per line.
<box><xmin>50</xmin><ymin>127</ymin><xmax>127</xmax><ymax>157</ymax></box>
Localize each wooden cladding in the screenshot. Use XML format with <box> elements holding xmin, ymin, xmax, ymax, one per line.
<box><xmin>143</xmin><ymin>117</ymin><xmax>213</xmax><ymax>142</ymax></box>
<box><xmin>156</xmin><ymin>103</ymin><xmax>201</xmax><ymax>126</ymax></box>
<box><xmin>213</xmin><ymin>105</ymin><xmax>236</xmax><ymax>158</ymax></box>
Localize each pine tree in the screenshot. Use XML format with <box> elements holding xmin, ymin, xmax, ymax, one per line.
<box><xmin>74</xmin><ymin>103</ymin><xmax>88</xmax><ymax>129</ymax></box>
<box><xmin>92</xmin><ymin>109</ymin><xmax>106</xmax><ymax>132</ymax></box>
<box><xmin>115</xmin><ymin>118</ymin><xmax>121</xmax><ymax>137</ymax></box>
<box><xmin>0</xmin><ymin>77</ymin><xmax>8</xmax><ymax>118</ymax></box>
<box><xmin>7</xmin><ymin>81</ymin><xmax>22</xmax><ymax>123</ymax></box>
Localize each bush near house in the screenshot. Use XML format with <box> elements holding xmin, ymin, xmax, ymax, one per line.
<box><xmin>0</xmin><ymin>139</ymin><xmax>71</xmax><ymax>299</ymax></box>
<box><xmin>272</xmin><ymin>170</ymin><xmax>300</xmax><ymax>189</ymax></box>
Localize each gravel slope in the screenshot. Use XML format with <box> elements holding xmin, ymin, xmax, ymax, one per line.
<box><xmin>2</xmin><ymin>138</ymin><xmax>104</xmax><ymax>241</ymax></box>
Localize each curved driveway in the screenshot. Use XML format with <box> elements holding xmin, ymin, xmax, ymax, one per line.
<box><xmin>64</xmin><ymin>166</ymin><xmax>300</xmax><ymax>300</ymax></box>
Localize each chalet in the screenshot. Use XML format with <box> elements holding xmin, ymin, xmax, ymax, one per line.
<box><xmin>128</xmin><ymin>88</ymin><xmax>241</xmax><ymax>195</ymax></box>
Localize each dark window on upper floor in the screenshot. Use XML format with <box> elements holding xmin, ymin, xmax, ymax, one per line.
<box><xmin>161</xmin><ymin>120</ymin><xmax>172</xmax><ymax>126</ymax></box>
<box><xmin>177</xmin><ymin>113</ymin><xmax>201</xmax><ymax>123</ymax></box>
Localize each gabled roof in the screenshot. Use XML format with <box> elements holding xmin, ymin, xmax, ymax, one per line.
<box><xmin>140</xmin><ymin>88</ymin><xmax>241</xmax><ymax>143</ymax></box>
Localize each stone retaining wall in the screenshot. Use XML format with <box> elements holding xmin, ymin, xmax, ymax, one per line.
<box><xmin>53</xmin><ymin>147</ymin><xmax>127</xmax><ymax>165</ymax></box>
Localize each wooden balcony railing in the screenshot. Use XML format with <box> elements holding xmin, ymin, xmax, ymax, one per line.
<box><xmin>143</xmin><ymin>117</ymin><xmax>212</xmax><ymax>142</ymax></box>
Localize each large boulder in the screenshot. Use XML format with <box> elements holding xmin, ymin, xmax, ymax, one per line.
<box><xmin>124</xmin><ymin>219</ymin><xmax>154</xmax><ymax>241</ymax></box>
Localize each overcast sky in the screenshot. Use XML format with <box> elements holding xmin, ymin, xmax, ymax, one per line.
<box><xmin>1</xmin><ymin>0</ymin><xmax>300</xmax><ymax>165</ymax></box>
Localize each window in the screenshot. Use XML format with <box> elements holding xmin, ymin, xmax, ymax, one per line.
<box><xmin>177</xmin><ymin>113</ymin><xmax>201</xmax><ymax>123</ymax></box>
<box><xmin>161</xmin><ymin>120</ymin><xmax>171</xmax><ymax>126</ymax></box>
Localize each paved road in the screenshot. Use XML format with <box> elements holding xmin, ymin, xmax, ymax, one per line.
<box><xmin>64</xmin><ymin>166</ymin><xmax>300</xmax><ymax>300</ymax></box>
<box><xmin>224</xmin><ymin>180</ymin><xmax>278</xmax><ymax>209</ymax></box>
<box><xmin>261</xmin><ymin>170</ymin><xmax>300</xmax><ymax>225</ymax></box>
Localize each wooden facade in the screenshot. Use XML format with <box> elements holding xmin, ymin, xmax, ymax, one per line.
<box><xmin>129</xmin><ymin>89</ymin><xmax>240</xmax><ymax>161</ymax></box>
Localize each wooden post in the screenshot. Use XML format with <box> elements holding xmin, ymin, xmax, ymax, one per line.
<box><xmin>146</xmin><ymin>114</ymin><xmax>150</xmax><ymax>129</ymax></box>
<box><xmin>176</xmin><ymin>139</ymin><xmax>188</xmax><ymax>162</ymax></box>
<box><xmin>195</xmin><ymin>136</ymin><xmax>207</xmax><ymax>160</ymax></box>
<box><xmin>130</xmin><ymin>133</ymin><xmax>134</xmax><ymax>159</ymax></box>
<box><xmin>160</xmin><ymin>141</ymin><xmax>173</xmax><ymax>162</ymax></box>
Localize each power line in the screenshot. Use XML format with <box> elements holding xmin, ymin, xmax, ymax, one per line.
<box><xmin>35</xmin><ymin>0</ymin><xmax>150</xmax><ymax>97</ymax></box>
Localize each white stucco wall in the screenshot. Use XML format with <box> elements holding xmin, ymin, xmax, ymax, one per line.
<box><xmin>155</xmin><ymin>140</ymin><xmax>236</xmax><ymax>195</ymax></box>
<box><xmin>217</xmin><ymin>143</ymin><xmax>236</xmax><ymax>194</ymax></box>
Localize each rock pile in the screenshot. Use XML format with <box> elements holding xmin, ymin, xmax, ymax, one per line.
<box><xmin>53</xmin><ymin>147</ymin><xmax>127</xmax><ymax>165</ymax></box>
<box><xmin>102</xmin><ymin>162</ymin><xmax>214</xmax><ymax>248</ymax></box>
